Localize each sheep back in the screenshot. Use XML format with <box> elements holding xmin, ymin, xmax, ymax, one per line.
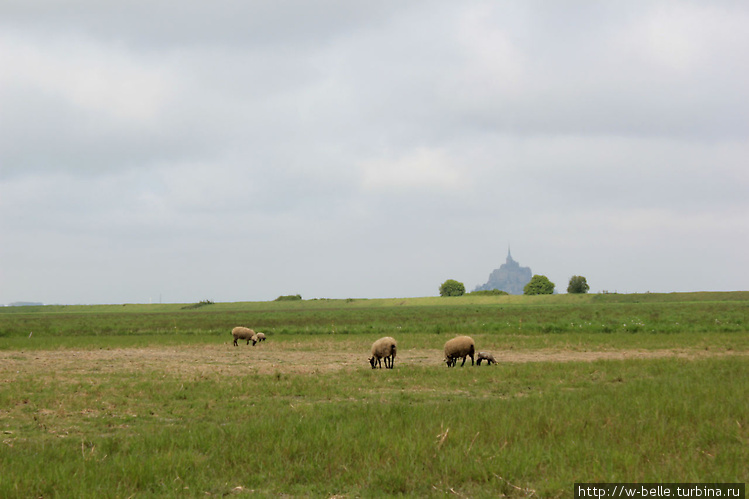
<box><xmin>444</xmin><ymin>336</ymin><xmax>475</xmax><ymax>367</ymax></box>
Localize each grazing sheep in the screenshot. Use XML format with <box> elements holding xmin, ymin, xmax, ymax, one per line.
<box><xmin>369</xmin><ymin>336</ymin><xmax>397</xmax><ymax>369</ymax></box>
<box><xmin>444</xmin><ymin>336</ymin><xmax>475</xmax><ymax>367</ymax></box>
<box><xmin>255</xmin><ymin>332</ymin><xmax>266</xmax><ymax>342</ymax></box>
<box><xmin>476</xmin><ymin>351</ymin><xmax>497</xmax><ymax>366</ymax></box>
<box><xmin>231</xmin><ymin>326</ymin><xmax>256</xmax><ymax>346</ymax></box>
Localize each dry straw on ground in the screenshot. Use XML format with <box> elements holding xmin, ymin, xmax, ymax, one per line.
<box><xmin>1</xmin><ymin>343</ymin><xmax>743</xmax><ymax>381</ymax></box>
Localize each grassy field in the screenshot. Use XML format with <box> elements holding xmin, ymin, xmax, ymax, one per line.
<box><xmin>0</xmin><ymin>292</ymin><xmax>747</xmax><ymax>497</ymax></box>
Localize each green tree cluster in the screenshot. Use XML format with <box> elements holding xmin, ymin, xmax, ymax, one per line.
<box><xmin>439</xmin><ymin>279</ymin><xmax>465</xmax><ymax>297</ymax></box>
<box><xmin>567</xmin><ymin>276</ymin><xmax>590</xmax><ymax>294</ymax></box>
<box><xmin>524</xmin><ymin>275</ymin><xmax>555</xmax><ymax>295</ymax></box>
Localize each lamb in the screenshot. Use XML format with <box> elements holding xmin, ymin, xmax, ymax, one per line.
<box><xmin>231</xmin><ymin>326</ymin><xmax>256</xmax><ymax>346</ymax></box>
<box><xmin>255</xmin><ymin>332</ymin><xmax>266</xmax><ymax>342</ymax></box>
<box><xmin>476</xmin><ymin>351</ymin><xmax>497</xmax><ymax>366</ymax></box>
<box><xmin>444</xmin><ymin>335</ymin><xmax>475</xmax><ymax>367</ymax></box>
<box><xmin>368</xmin><ymin>336</ymin><xmax>397</xmax><ymax>369</ymax></box>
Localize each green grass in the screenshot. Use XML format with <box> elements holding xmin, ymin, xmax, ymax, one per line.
<box><xmin>0</xmin><ymin>291</ymin><xmax>747</xmax><ymax>497</ymax></box>
<box><xmin>1</xmin><ymin>357</ymin><xmax>747</xmax><ymax>497</ymax></box>
<box><xmin>1</xmin><ymin>291</ymin><xmax>747</xmax><ymax>345</ymax></box>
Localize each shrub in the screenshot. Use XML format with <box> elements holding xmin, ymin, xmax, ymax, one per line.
<box><xmin>275</xmin><ymin>294</ymin><xmax>302</xmax><ymax>302</ymax></box>
<box><xmin>181</xmin><ymin>300</ymin><xmax>214</xmax><ymax>310</ymax></box>
<box><xmin>469</xmin><ymin>289</ymin><xmax>509</xmax><ymax>296</ymax></box>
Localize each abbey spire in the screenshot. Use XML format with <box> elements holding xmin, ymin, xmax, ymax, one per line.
<box><xmin>474</xmin><ymin>246</ymin><xmax>532</xmax><ymax>295</ymax></box>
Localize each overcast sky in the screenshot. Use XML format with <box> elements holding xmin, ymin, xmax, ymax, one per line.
<box><xmin>1</xmin><ymin>1</ymin><xmax>747</xmax><ymax>305</ymax></box>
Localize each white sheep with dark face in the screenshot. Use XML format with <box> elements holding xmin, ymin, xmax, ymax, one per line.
<box><xmin>368</xmin><ymin>336</ymin><xmax>397</xmax><ymax>369</ymax></box>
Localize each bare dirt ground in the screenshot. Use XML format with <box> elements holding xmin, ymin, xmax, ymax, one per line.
<box><xmin>2</xmin><ymin>343</ymin><xmax>745</xmax><ymax>380</ymax></box>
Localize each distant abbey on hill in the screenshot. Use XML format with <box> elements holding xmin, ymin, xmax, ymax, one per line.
<box><xmin>474</xmin><ymin>248</ymin><xmax>532</xmax><ymax>295</ymax></box>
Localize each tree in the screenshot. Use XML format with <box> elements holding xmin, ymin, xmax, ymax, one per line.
<box><xmin>567</xmin><ymin>275</ymin><xmax>590</xmax><ymax>294</ymax></box>
<box><xmin>439</xmin><ymin>279</ymin><xmax>466</xmax><ymax>297</ymax></box>
<box><xmin>524</xmin><ymin>274</ymin><xmax>555</xmax><ymax>295</ymax></box>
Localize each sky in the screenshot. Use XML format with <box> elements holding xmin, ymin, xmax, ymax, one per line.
<box><xmin>1</xmin><ymin>1</ymin><xmax>748</xmax><ymax>305</ymax></box>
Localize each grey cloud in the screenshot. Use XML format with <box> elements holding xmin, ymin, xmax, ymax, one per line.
<box><xmin>0</xmin><ymin>0</ymin><xmax>419</xmax><ymax>49</ymax></box>
<box><xmin>1</xmin><ymin>1</ymin><xmax>747</xmax><ymax>304</ymax></box>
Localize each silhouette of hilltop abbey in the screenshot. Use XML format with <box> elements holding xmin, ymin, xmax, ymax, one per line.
<box><xmin>474</xmin><ymin>248</ymin><xmax>532</xmax><ymax>295</ymax></box>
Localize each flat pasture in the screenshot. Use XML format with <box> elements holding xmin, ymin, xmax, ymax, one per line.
<box><xmin>0</xmin><ymin>292</ymin><xmax>747</xmax><ymax>497</ymax></box>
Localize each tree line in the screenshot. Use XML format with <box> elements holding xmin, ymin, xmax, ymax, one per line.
<box><xmin>439</xmin><ymin>275</ymin><xmax>589</xmax><ymax>297</ymax></box>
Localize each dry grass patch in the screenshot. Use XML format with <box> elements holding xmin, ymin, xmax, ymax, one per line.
<box><xmin>2</xmin><ymin>342</ymin><xmax>744</xmax><ymax>382</ymax></box>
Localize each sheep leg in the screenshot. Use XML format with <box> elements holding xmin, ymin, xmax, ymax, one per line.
<box><xmin>233</xmin><ymin>338</ymin><xmax>238</xmax><ymax>347</ymax></box>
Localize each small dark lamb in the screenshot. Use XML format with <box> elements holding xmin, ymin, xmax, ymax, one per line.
<box><xmin>476</xmin><ymin>351</ymin><xmax>497</xmax><ymax>365</ymax></box>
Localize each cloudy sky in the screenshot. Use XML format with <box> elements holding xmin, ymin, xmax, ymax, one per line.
<box><xmin>1</xmin><ymin>1</ymin><xmax>747</xmax><ymax>305</ymax></box>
